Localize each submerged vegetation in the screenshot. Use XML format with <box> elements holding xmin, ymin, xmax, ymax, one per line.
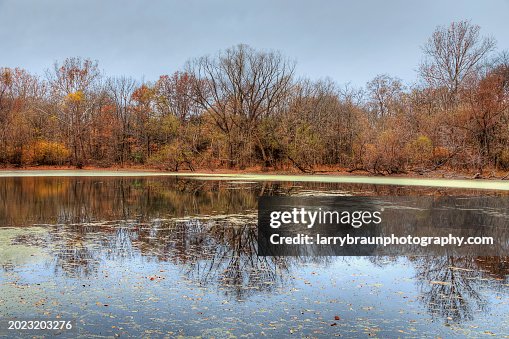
<box><xmin>1</xmin><ymin>21</ymin><xmax>508</xmax><ymax>176</ymax></box>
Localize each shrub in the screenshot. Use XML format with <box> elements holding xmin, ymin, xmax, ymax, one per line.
<box><xmin>432</xmin><ymin>146</ymin><xmax>450</xmax><ymax>166</ymax></box>
<box><xmin>22</xmin><ymin>140</ymin><xmax>71</xmax><ymax>165</ymax></box>
<box><xmin>147</xmin><ymin>142</ymin><xmax>194</xmax><ymax>171</ymax></box>
<box><xmin>497</xmin><ymin>149</ymin><xmax>509</xmax><ymax>170</ymax></box>
<box><xmin>406</xmin><ymin>135</ymin><xmax>433</xmax><ymax>166</ymax></box>
<box><xmin>362</xmin><ymin>130</ymin><xmax>407</xmax><ymax>174</ymax></box>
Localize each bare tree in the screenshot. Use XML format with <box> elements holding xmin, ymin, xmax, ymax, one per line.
<box><xmin>0</xmin><ymin>22</ymin><xmax>507</xmax><ymax>175</ymax></box>
<box><xmin>106</xmin><ymin>76</ymin><xmax>138</xmax><ymax>164</ymax></box>
<box><xmin>186</xmin><ymin>44</ymin><xmax>295</xmax><ymax>168</ymax></box>
<box><xmin>419</xmin><ymin>20</ymin><xmax>495</xmax><ymax>97</ymax></box>
<box><xmin>366</xmin><ymin>74</ymin><xmax>403</xmax><ymax>118</ymax></box>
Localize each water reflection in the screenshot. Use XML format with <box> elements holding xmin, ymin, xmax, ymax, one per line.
<box><xmin>41</xmin><ymin>218</ymin><xmax>294</xmax><ymax>300</ymax></box>
<box><xmin>0</xmin><ymin>176</ymin><xmax>508</xmax><ymax>336</ymax></box>
<box><xmin>2</xmin><ymin>176</ymin><xmax>507</xmax><ymax>227</ymax></box>
<box><xmin>414</xmin><ymin>257</ymin><xmax>490</xmax><ymax>323</ymax></box>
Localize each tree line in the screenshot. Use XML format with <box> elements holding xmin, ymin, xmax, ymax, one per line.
<box><xmin>1</xmin><ymin>20</ymin><xmax>508</xmax><ymax>175</ymax></box>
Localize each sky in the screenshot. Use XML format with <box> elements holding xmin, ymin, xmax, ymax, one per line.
<box><xmin>0</xmin><ymin>0</ymin><xmax>508</xmax><ymax>87</ymax></box>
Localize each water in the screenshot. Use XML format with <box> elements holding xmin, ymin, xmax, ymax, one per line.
<box><xmin>0</xmin><ymin>175</ymin><xmax>508</xmax><ymax>338</ymax></box>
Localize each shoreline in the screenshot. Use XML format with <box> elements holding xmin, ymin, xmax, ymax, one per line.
<box><xmin>1</xmin><ymin>168</ymin><xmax>509</xmax><ymax>191</ymax></box>
<box><xmin>0</xmin><ymin>165</ymin><xmax>507</xmax><ymax>179</ymax></box>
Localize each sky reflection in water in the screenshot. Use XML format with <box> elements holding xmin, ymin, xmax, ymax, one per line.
<box><xmin>0</xmin><ymin>176</ymin><xmax>508</xmax><ymax>338</ymax></box>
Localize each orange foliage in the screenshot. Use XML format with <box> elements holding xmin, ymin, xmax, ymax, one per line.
<box><xmin>22</xmin><ymin>140</ymin><xmax>71</xmax><ymax>165</ymax></box>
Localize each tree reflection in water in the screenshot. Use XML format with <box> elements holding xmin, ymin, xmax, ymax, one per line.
<box><xmin>414</xmin><ymin>256</ymin><xmax>487</xmax><ymax>323</ymax></box>
<box><xmin>37</xmin><ymin>217</ymin><xmax>509</xmax><ymax>324</ymax></box>
<box><xmin>42</xmin><ymin>217</ymin><xmax>296</xmax><ymax>299</ymax></box>
<box><xmin>1</xmin><ymin>176</ymin><xmax>508</xmax><ymax>326</ymax></box>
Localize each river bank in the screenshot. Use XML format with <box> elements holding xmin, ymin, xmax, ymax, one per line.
<box><xmin>1</xmin><ymin>168</ymin><xmax>509</xmax><ymax>190</ymax></box>
<box><xmin>1</xmin><ymin>164</ymin><xmax>508</xmax><ymax>179</ymax></box>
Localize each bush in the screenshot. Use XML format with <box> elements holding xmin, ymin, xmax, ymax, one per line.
<box><xmin>147</xmin><ymin>142</ymin><xmax>194</xmax><ymax>171</ymax></box>
<box><xmin>362</xmin><ymin>131</ymin><xmax>407</xmax><ymax>174</ymax></box>
<box><xmin>406</xmin><ymin>135</ymin><xmax>433</xmax><ymax>166</ymax></box>
<box><xmin>432</xmin><ymin>146</ymin><xmax>450</xmax><ymax>166</ymax></box>
<box><xmin>22</xmin><ymin>140</ymin><xmax>70</xmax><ymax>165</ymax></box>
<box><xmin>497</xmin><ymin>149</ymin><xmax>509</xmax><ymax>170</ymax></box>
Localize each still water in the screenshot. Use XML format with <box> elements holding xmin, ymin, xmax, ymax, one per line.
<box><xmin>0</xmin><ymin>175</ymin><xmax>508</xmax><ymax>338</ymax></box>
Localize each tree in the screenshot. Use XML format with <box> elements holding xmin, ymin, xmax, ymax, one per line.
<box><xmin>154</xmin><ymin>72</ymin><xmax>200</xmax><ymax>121</ymax></box>
<box><xmin>186</xmin><ymin>44</ymin><xmax>295</xmax><ymax>168</ymax></box>
<box><xmin>366</xmin><ymin>74</ymin><xmax>403</xmax><ymax>119</ymax></box>
<box><xmin>0</xmin><ymin>67</ymin><xmax>44</xmax><ymax>165</ymax></box>
<box><xmin>46</xmin><ymin>57</ymin><xmax>101</xmax><ymax>168</ymax></box>
<box><xmin>454</xmin><ymin>66</ymin><xmax>509</xmax><ymax>172</ymax></box>
<box><xmin>0</xmin><ymin>22</ymin><xmax>507</xmax><ymax>175</ymax></box>
<box><xmin>131</xmin><ymin>84</ymin><xmax>156</xmax><ymax>162</ymax></box>
<box><xmin>106</xmin><ymin>76</ymin><xmax>138</xmax><ymax>164</ymax></box>
<box><xmin>419</xmin><ymin>21</ymin><xmax>495</xmax><ymax>98</ymax></box>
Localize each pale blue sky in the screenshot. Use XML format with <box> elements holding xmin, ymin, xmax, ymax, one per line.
<box><xmin>0</xmin><ymin>0</ymin><xmax>508</xmax><ymax>86</ymax></box>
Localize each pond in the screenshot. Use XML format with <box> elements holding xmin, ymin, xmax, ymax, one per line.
<box><xmin>0</xmin><ymin>173</ymin><xmax>508</xmax><ymax>338</ymax></box>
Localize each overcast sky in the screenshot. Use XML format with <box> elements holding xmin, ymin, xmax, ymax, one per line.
<box><xmin>1</xmin><ymin>0</ymin><xmax>508</xmax><ymax>86</ymax></box>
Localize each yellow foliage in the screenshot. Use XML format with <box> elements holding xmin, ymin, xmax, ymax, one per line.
<box><xmin>406</xmin><ymin>135</ymin><xmax>433</xmax><ymax>165</ymax></box>
<box><xmin>22</xmin><ymin>140</ymin><xmax>71</xmax><ymax>165</ymax></box>
<box><xmin>66</xmin><ymin>90</ymin><xmax>84</xmax><ymax>103</ymax></box>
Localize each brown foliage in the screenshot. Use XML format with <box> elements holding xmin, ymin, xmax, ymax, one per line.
<box><xmin>0</xmin><ymin>22</ymin><xmax>508</xmax><ymax>175</ymax></box>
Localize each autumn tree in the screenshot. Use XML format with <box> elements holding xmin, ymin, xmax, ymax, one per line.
<box><xmin>150</xmin><ymin>72</ymin><xmax>209</xmax><ymax>171</ymax></box>
<box><xmin>0</xmin><ymin>68</ymin><xmax>46</xmax><ymax>165</ymax></box>
<box><xmin>106</xmin><ymin>76</ymin><xmax>138</xmax><ymax>164</ymax></box>
<box><xmin>412</xmin><ymin>21</ymin><xmax>500</xmax><ymax>174</ymax></box>
<box><xmin>0</xmin><ymin>21</ymin><xmax>507</xmax><ymax>175</ymax></box>
<box><xmin>419</xmin><ymin>21</ymin><xmax>495</xmax><ymax>102</ymax></box>
<box><xmin>186</xmin><ymin>44</ymin><xmax>295</xmax><ymax>168</ymax></box>
<box><xmin>46</xmin><ymin>57</ymin><xmax>101</xmax><ymax>168</ymax></box>
<box><xmin>454</xmin><ymin>64</ymin><xmax>509</xmax><ymax>173</ymax></box>
<box><xmin>154</xmin><ymin>72</ymin><xmax>200</xmax><ymax>121</ymax></box>
<box><xmin>366</xmin><ymin>74</ymin><xmax>404</xmax><ymax>119</ymax></box>
<box><xmin>131</xmin><ymin>83</ymin><xmax>163</xmax><ymax>163</ymax></box>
